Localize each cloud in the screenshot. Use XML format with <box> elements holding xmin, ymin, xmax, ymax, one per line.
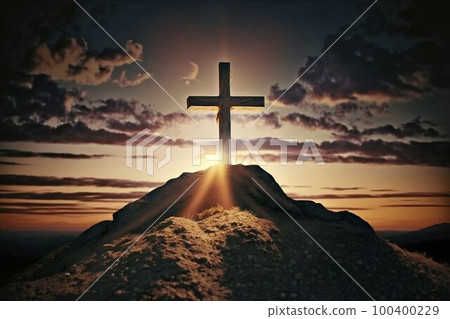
<box><xmin>300</xmin><ymin>35</ymin><xmax>425</xmax><ymax>103</ymax></box>
<box><xmin>0</xmin><ymin>200</ymin><xmax>124</xmax><ymax>216</ymax></box>
<box><xmin>0</xmin><ymin>206</ymin><xmax>114</xmax><ymax>216</ymax></box>
<box><xmin>315</xmin><ymin>101</ymin><xmax>389</xmax><ymax>120</ymax></box>
<box><xmin>0</xmin><ymin>202</ymin><xmax>75</xmax><ymax>207</ymax></box>
<box><xmin>288</xmin><ymin>191</ymin><xmax>450</xmax><ymax>200</ymax></box>
<box><xmin>0</xmin><ymin>118</ymin><xmax>192</xmax><ymax>145</ymax></box>
<box><xmin>282</xmin><ymin>112</ymin><xmax>441</xmax><ymax>140</ymax></box>
<box><xmin>282</xmin><ymin>112</ymin><xmax>360</xmax><ymax>138</ymax></box>
<box><xmin>181</xmin><ymin>61</ymin><xmax>199</xmax><ymax>86</ymax></box>
<box><xmin>0</xmin><ymin>175</ymin><xmax>162</xmax><ymax>188</ymax></box>
<box><xmin>0</xmin><ymin>149</ymin><xmax>109</xmax><ymax>159</ymax></box>
<box><xmin>112</xmin><ymin>70</ymin><xmax>150</xmax><ymax>87</ymax></box>
<box><xmin>361</xmin><ymin>117</ymin><xmax>441</xmax><ymax>139</ymax></box>
<box><xmin>0</xmin><ymin>121</ymin><xmax>130</xmax><ymax>144</ymax></box>
<box><xmin>269</xmin><ymin>1</ymin><xmax>450</xmax><ymax>106</ymax></box>
<box><xmin>0</xmin><ymin>191</ymin><xmax>146</xmax><ymax>201</ymax></box>
<box><xmin>322</xmin><ymin>187</ymin><xmax>365</xmax><ymax>191</ymax></box>
<box><xmin>0</xmin><ymin>161</ymin><xmax>22</xmax><ymax>166</ymax></box>
<box><xmin>327</xmin><ymin>207</ymin><xmax>371</xmax><ymax>211</ymax></box>
<box><xmin>357</xmin><ymin>1</ymin><xmax>448</xmax><ymax>44</ymax></box>
<box><xmin>319</xmin><ymin>139</ymin><xmax>450</xmax><ymax>166</ymax></box>
<box><xmin>268</xmin><ymin>35</ymin><xmax>419</xmax><ymax>105</ymax></box>
<box><xmin>30</xmin><ymin>37</ymin><xmax>145</xmax><ymax>86</ymax></box>
<box><xmin>69</xmin><ymin>95</ymin><xmax>193</xmax><ymax>135</ymax></box>
<box><xmin>380</xmin><ymin>204</ymin><xmax>450</xmax><ymax>208</ymax></box>
<box><xmin>258</xmin><ymin>112</ymin><xmax>282</xmax><ymax>129</ymax></box>
<box><xmin>1</xmin><ymin>74</ymin><xmax>74</xmax><ymax>122</ymax></box>
<box><xmin>268</xmin><ymin>82</ymin><xmax>306</xmax><ymax>106</ymax></box>
<box><xmin>0</xmin><ymin>75</ymin><xmax>194</xmax><ymax>144</ymax></box>
<box><xmin>0</xmin><ymin>1</ymin><xmax>80</xmax><ymax>88</ymax></box>
<box><xmin>280</xmin><ymin>184</ymin><xmax>311</xmax><ymax>188</ymax></box>
<box><xmin>241</xmin><ymin>137</ymin><xmax>450</xmax><ymax>167</ymax></box>
<box><xmin>232</xmin><ymin>112</ymin><xmax>282</xmax><ymax>129</ymax></box>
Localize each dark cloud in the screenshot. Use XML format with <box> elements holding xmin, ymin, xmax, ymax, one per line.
<box><xmin>327</xmin><ymin>207</ymin><xmax>371</xmax><ymax>211</ymax></box>
<box><xmin>280</xmin><ymin>185</ymin><xmax>311</xmax><ymax>189</ymax></box>
<box><xmin>358</xmin><ymin>1</ymin><xmax>449</xmax><ymax>42</ymax></box>
<box><xmin>0</xmin><ymin>1</ymin><xmax>79</xmax><ymax>90</ymax></box>
<box><xmin>0</xmin><ymin>75</ymin><xmax>191</xmax><ymax>144</ymax></box>
<box><xmin>288</xmin><ymin>192</ymin><xmax>450</xmax><ymax>200</ymax></box>
<box><xmin>0</xmin><ymin>3</ymin><xmax>161</xmax><ymax>145</ymax></box>
<box><xmin>0</xmin><ymin>175</ymin><xmax>162</xmax><ymax>188</ymax></box>
<box><xmin>232</xmin><ymin>112</ymin><xmax>282</xmax><ymax>129</ymax></box>
<box><xmin>319</xmin><ymin>139</ymin><xmax>450</xmax><ymax>167</ymax></box>
<box><xmin>0</xmin><ymin>200</ymin><xmax>121</xmax><ymax>216</ymax></box>
<box><xmin>299</xmin><ymin>34</ymin><xmax>424</xmax><ymax>102</ymax></box>
<box><xmin>0</xmin><ymin>161</ymin><xmax>22</xmax><ymax>166</ymax></box>
<box><xmin>322</xmin><ymin>187</ymin><xmax>365</xmax><ymax>191</ymax></box>
<box><xmin>320</xmin><ymin>155</ymin><xmax>393</xmax><ymax>165</ymax></box>
<box><xmin>333</xmin><ymin>102</ymin><xmax>358</xmax><ymax>114</ymax></box>
<box><xmin>1</xmin><ymin>74</ymin><xmax>74</xmax><ymax>122</ymax></box>
<box><xmin>0</xmin><ymin>120</ymin><xmax>130</xmax><ymax>144</ymax></box>
<box><xmin>317</xmin><ymin>101</ymin><xmax>389</xmax><ymax>120</ymax></box>
<box><xmin>380</xmin><ymin>204</ymin><xmax>450</xmax><ymax>208</ymax></box>
<box><xmin>0</xmin><ymin>202</ymin><xmax>75</xmax><ymax>208</ymax></box>
<box><xmin>0</xmin><ymin>149</ymin><xmax>109</xmax><ymax>159</ymax></box>
<box><xmin>0</xmin><ymin>118</ymin><xmax>191</xmax><ymax>145</ymax></box>
<box><xmin>282</xmin><ymin>112</ymin><xmax>441</xmax><ymax>140</ymax></box>
<box><xmin>243</xmin><ymin>137</ymin><xmax>449</xmax><ymax>167</ymax></box>
<box><xmin>0</xmin><ymin>191</ymin><xmax>146</xmax><ymax>201</ymax></box>
<box><xmin>361</xmin><ymin>117</ymin><xmax>441</xmax><ymax>139</ymax></box>
<box><xmin>259</xmin><ymin>112</ymin><xmax>282</xmax><ymax>129</ymax></box>
<box><xmin>0</xmin><ymin>2</ymin><xmax>143</xmax><ymax>87</ymax></box>
<box><xmin>282</xmin><ymin>112</ymin><xmax>360</xmax><ymax>139</ymax></box>
<box><xmin>269</xmin><ymin>35</ymin><xmax>421</xmax><ymax>104</ymax></box>
<box><xmin>0</xmin><ymin>207</ymin><xmax>115</xmax><ymax>216</ymax></box>
<box><xmin>270</xmin><ymin>1</ymin><xmax>450</xmax><ymax>105</ymax></box>
<box><xmin>268</xmin><ymin>83</ymin><xmax>306</xmax><ymax>106</ymax></box>
<box><xmin>83</xmin><ymin>98</ymin><xmax>191</xmax><ymax>134</ymax></box>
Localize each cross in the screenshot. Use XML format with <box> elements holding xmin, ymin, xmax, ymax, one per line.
<box><xmin>187</xmin><ymin>62</ymin><xmax>265</xmax><ymax>164</ymax></box>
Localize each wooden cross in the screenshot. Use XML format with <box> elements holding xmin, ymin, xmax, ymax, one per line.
<box><xmin>187</xmin><ymin>62</ymin><xmax>265</xmax><ymax>164</ymax></box>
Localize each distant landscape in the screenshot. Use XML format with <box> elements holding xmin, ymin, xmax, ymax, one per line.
<box><xmin>0</xmin><ymin>231</ymin><xmax>80</xmax><ymax>286</ymax></box>
<box><xmin>379</xmin><ymin>223</ymin><xmax>450</xmax><ymax>264</ymax></box>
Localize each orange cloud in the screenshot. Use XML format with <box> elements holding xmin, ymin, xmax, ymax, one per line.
<box><xmin>31</xmin><ymin>37</ymin><xmax>144</xmax><ymax>85</ymax></box>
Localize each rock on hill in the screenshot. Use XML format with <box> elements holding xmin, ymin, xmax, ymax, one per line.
<box><xmin>0</xmin><ymin>165</ymin><xmax>449</xmax><ymax>300</ymax></box>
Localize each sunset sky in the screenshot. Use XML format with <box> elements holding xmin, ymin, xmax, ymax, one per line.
<box><xmin>0</xmin><ymin>0</ymin><xmax>449</xmax><ymax>232</ymax></box>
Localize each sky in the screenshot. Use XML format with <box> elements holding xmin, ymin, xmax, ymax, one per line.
<box><xmin>0</xmin><ymin>0</ymin><xmax>449</xmax><ymax>232</ymax></box>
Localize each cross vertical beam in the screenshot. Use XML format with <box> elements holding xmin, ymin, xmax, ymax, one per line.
<box><xmin>219</xmin><ymin>62</ymin><xmax>230</xmax><ymax>97</ymax></box>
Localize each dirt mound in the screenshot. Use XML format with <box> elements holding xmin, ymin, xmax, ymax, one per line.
<box><xmin>1</xmin><ymin>207</ymin><xmax>449</xmax><ymax>300</ymax></box>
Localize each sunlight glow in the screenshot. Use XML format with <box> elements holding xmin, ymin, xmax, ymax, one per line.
<box><xmin>181</xmin><ymin>165</ymin><xmax>234</xmax><ymax>217</ymax></box>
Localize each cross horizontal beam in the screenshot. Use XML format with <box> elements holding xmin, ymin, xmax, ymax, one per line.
<box><xmin>187</xmin><ymin>96</ymin><xmax>264</xmax><ymax>108</ymax></box>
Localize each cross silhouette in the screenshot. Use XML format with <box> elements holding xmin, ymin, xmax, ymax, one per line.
<box><xmin>187</xmin><ymin>62</ymin><xmax>265</xmax><ymax>164</ymax></box>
